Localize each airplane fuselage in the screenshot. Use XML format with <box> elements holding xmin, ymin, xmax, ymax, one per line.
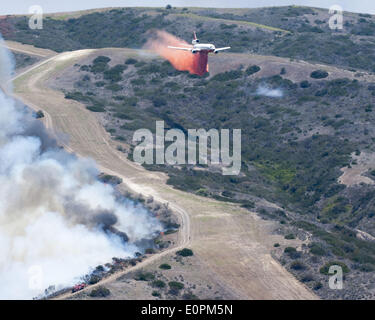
<box><xmin>192</xmin><ymin>43</ymin><xmax>215</xmax><ymax>53</ymax></box>
<box><xmin>167</xmin><ymin>33</ymin><xmax>230</xmax><ymax>56</ymax></box>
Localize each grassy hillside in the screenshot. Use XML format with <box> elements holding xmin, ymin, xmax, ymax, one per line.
<box><xmin>2</xmin><ymin>6</ymin><xmax>375</xmax><ymax>72</ymax></box>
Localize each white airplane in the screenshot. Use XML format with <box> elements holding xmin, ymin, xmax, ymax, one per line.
<box><xmin>168</xmin><ymin>32</ymin><xmax>231</xmax><ymax>54</ymax></box>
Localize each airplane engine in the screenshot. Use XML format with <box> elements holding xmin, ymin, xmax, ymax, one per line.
<box><xmin>214</xmin><ymin>50</ymin><xmax>219</xmax><ymax>54</ymax></box>
<box><xmin>192</xmin><ymin>50</ymin><xmax>198</xmax><ymax>54</ymax></box>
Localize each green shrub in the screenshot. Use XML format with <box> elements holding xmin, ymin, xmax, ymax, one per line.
<box><xmin>315</xmin><ymin>89</ymin><xmax>328</xmax><ymax>96</ymax></box>
<box><xmin>284</xmin><ymin>247</ymin><xmax>297</xmax><ymax>254</ymax></box>
<box><xmin>313</xmin><ymin>282</ymin><xmax>323</xmax><ymax>290</ymax></box>
<box><xmin>103</xmin><ymin>64</ymin><xmax>127</xmax><ymax>82</ymax></box>
<box><xmin>91</xmin><ymin>56</ymin><xmax>111</xmax><ymax>73</ymax></box>
<box><xmin>211</xmin><ymin>70</ymin><xmax>243</xmax><ymax>81</ymax></box>
<box><xmin>164</xmin><ymin>229</ymin><xmax>178</xmax><ymax>235</ymax></box>
<box><xmin>35</xmin><ymin>110</ymin><xmax>45</xmax><ymax>119</ymax></box>
<box><xmin>95</xmin><ymin>265</ymin><xmax>105</xmax><ymax>272</ymax></box>
<box><xmin>290</xmin><ymin>260</ymin><xmax>306</xmax><ymax>270</ymax></box>
<box><xmin>182</xmin><ymin>292</ymin><xmax>199</xmax><ymax>300</ymax></box>
<box><xmin>310</xmin><ymin>70</ymin><xmax>329</xmax><ymax>79</ymax></box>
<box><xmin>135</xmin><ymin>272</ymin><xmax>155</xmax><ymax>281</ymax></box>
<box><xmin>152</xmin><ymin>290</ymin><xmax>161</xmax><ymax>297</ymax></box>
<box><xmin>241</xmin><ymin>201</ymin><xmax>255</xmax><ymax>209</ymax></box>
<box><xmin>309</xmin><ymin>242</ymin><xmax>326</xmax><ymax>256</ymax></box>
<box><xmin>80</xmin><ymin>65</ymin><xmax>90</xmax><ymax>72</ymax></box>
<box><xmin>177</xmin><ymin>248</ymin><xmax>194</xmax><ymax>257</ymax></box>
<box><xmin>113</xmin><ymin>112</ymin><xmax>132</xmax><ymax>120</ymax></box>
<box><xmin>98</xmin><ymin>173</ymin><xmax>122</xmax><ymax>185</ymax></box>
<box><xmin>300</xmin><ymin>273</ymin><xmax>314</xmax><ymax>282</ymax></box>
<box><xmin>65</xmin><ymin>91</ymin><xmax>91</xmax><ymax>102</ymax></box>
<box><xmin>168</xmin><ymin>281</ymin><xmax>184</xmax><ymax>290</ymax></box>
<box><xmin>152</xmin><ymin>280</ymin><xmax>166</xmax><ymax>288</ymax></box>
<box><xmin>284</xmin><ymin>247</ymin><xmax>301</xmax><ymax>259</ymax></box>
<box><xmin>95</xmin><ymin>81</ymin><xmax>106</xmax><ymax>87</ymax></box>
<box><xmin>365</xmin><ymin>104</ymin><xmax>373</xmax><ymax>112</ymax></box>
<box><xmin>117</xmin><ymin>96</ymin><xmax>138</xmax><ymax>106</ymax></box>
<box><xmin>89</xmin><ymin>286</ymin><xmax>110</xmax><ymax>297</ymax></box>
<box><xmin>300</xmin><ymin>80</ymin><xmax>311</xmax><ymax>88</ymax></box>
<box><xmin>105</xmin><ymin>83</ymin><xmax>123</xmax><ymax>92</ymax></box>
<box><xmin>135</xmin><ymin>61</ymin><xmax>146</xmax><ymax>68</ymax></box>
<box><xmin>125</xmin><ymin>58</ymin><xmax>138</xmax><ymax>65</ymax></box>
<box><xmin>246</xmin><ymin>65</ymin><xmax>261</xmax><ymax>75</ymax></box>
<box><xmin>152</xmin><ymin>96</ymin><xmax>167</xmax><ymax>107</ymax></box>
<box><xmin>131</xmin><ymin>78</ymin><xmax>147</xmax><ymax>86</ymax></box>
<box><xmin>159</xmin><ymin>263</ymin><xmax>172</xmax><ymax>270</ymax></box>
<box><xmin>93</xmin><ymin>56</ymin><xmax>111</xmax><ymax>64</ymax></box>
<box><xmin>87</xmin><ymin>105</ymin><xmax>105</xmax><ymax>112</ymax></box>
<box><xmin>88</xmin><ymin>275</ymin><xmax>101</xmax><ymax>285</ymax></box>
<box><xmin>285</xmin><ymin>233</ymin><xmax>296</xmax><ymax>240</ymax></box>
<box><xmin>359</xmin><ymin>264</ymin><xmax>375</xmax><ymax>272</ymax></box>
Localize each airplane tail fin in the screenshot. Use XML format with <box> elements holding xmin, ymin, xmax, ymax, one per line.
<box><xmin>192</xmin><ymin>31</ymin><xmax>200</xmax><ymax>44</ymax></box>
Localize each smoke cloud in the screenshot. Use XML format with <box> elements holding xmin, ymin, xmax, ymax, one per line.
<box><xmin>0</xmin><ymin>36</ymin><xmax>162</xmax><ymax>299</ymax></box>
<box><xmin>256</xmin><ymin>85</ymin><xmax>283</xmax><ymax>98</ymax></box>
<box><xmin>145</xmin><ymin>30</ymin><xmax>209</xmax><ymax>76</ymax></box>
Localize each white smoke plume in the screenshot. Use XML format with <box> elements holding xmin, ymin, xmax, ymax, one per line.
<box><xmin>0</xmin><ymin>37</ymin><xmax>162</xmax><ymax>299</ymax></box>
<box><xmin>256</xmin><ymin>85</ymin><xmax>283</xmax><ymax>98</ymax></box>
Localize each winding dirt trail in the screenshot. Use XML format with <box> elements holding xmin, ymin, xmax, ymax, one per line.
<box><xmin>9</xmin><ymin>44</ymin><xmax>317</xmax><ymax>300</ymax></box>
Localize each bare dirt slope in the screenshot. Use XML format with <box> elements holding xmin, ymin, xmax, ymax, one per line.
<box><xmin>339</xmin><ymin>152</ymin><xmax>375</xmax><ymax>187</ymax></box>
<box><xmin>10</xmin><ymin>44</ymin><xmax>318</xmax><ymax>300</ymax></box>
<box><xmin>4</xmin><ymin>40</ymin><xmax>56</xmax><ymax>58</ymax></box>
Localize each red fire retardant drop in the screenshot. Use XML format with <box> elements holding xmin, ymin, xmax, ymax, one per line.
<box><xmin>145</xmin><ymin>30</ymin><xmax>209</xmax><ymax>76</ymax></box>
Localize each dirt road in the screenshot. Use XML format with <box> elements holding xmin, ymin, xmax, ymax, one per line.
<box><xmin>10</xmin><ymin>44</ymin><xmax>317</xmax><ymax>300</ymax></box>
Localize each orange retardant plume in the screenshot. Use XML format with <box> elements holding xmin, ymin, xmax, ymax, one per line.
<box><xmin>145</xmin><ymin>30</ymin><xmax>209</xmax><ymax>76</ymax></box>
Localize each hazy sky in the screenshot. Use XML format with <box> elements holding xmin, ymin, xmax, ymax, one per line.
<box><xmin>1</xmin><ymin>0</ymin><xmax>374</xmax><ymax>15</ymax></box>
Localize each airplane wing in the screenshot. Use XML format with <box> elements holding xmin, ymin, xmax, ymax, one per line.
<box><xmin>168</xmin><ymin>46</ymin><xmax>194</xmax><ymax>52</ymax></box>
<box><xmin>214</xmin><ymin>47</ymin><xmax>231</xmax><ymax>52</ymax></box>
